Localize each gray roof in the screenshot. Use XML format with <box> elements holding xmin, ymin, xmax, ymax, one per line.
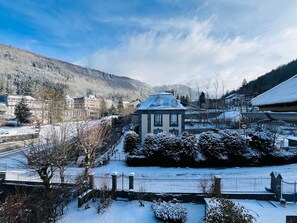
<box><xmin>251</xmin><ymin>74</ymin><xmax>297</xmax><ymax>106</ymax></box>
<box><xmin>137</xmin><ymin>93</ymin><xmax>185</xmax><ymax>111</ymax></box>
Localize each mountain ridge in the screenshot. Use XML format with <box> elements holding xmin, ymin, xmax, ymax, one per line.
<box><xmin>0</xmin><ymin>44</ymin><xmax>151</xmax><ymax>100</ymax></box>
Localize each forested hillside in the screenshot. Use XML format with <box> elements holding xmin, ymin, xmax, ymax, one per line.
<box><xmin>0</xmin><ymin>44</ymin><xmax>151</xmax><ymax>100</ymax></box>
<box><xmin>236</xmin><ymin>59</ymin><xmax>297</xmax><ymax>95</ymax></box>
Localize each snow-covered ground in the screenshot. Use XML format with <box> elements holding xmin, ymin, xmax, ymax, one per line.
<box><xmin>0</xmin><ymin>126</ymin><xmax>38</xmax><ymax>137</ymax></box>
<box><xmin>2</xmin><ymin>135</ymin><xmax>297</xmax><ymax>193</ymax></box>
<box><xmin>2</xmin><ymin>119</ymin><xmax>297</xmax><ymax>222</ymax></box>
<box><xmin>206</xmin><ymin>198</ymin><xmax>297</xmax><ymax>223</ymax></box>
<box><xmin>216</xmin><ymin>110</ymin><xmax>241</xmax><ymax>121</ymax></box>
<box><xmin>59</xmin><ymin>200</ymin><xmax>204</xmax><ymax>223</ymax></box>
<box><xmin>59</xmin><ymin>198</ymin><xmax>297</xmax><ymax>223</ymax></box>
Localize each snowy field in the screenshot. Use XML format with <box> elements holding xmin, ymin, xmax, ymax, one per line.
<box><xmin>0</xmin><ymin>126</ymin><xmax>38</xmax><ymax>137</ymax></box>
<box><xmin>59</xmin><ymin>199</ymin><xmax>297</xmax><ymax>223</ymax></box>
<box><xmin>59</xmin><ymin>200</ymin><xmax>204</xmax><ymax>223</ymax></box>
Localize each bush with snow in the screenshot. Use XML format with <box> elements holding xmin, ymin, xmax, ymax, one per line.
<box><xmin>199</xmin><ymin>130</ymin><xmax>246</xmax><ymax>161</ymax></box>
<box><xmin>126</xmin><ymin>128</ymin><xmax>292</xmax><ymax>167</ymax></box>
<box><xmin>153</xmin><ymin>200</ymin><xmax>187</xmax><ymax>223</ymax></box>
<box><xmin>123</xmin><ymin>131</ymin><xmax>139</xmax><ymax>154</ymax></box>
<box><xmin>248</xmin><ymin>130</ymin><xmax>275</xmax><ymax>155</ymax></box>
<box><xmin>199</xmin><ymin>131</ymin><xmax>228</xmax><ymax>161</ymax></box>
<box><xmin>205</xmin><ymin>198</ymin><xmax>255</xmax><ymax>223</ymax></box>
<box><xmin>140</xmin><ymin>131</ymin><xmax>204</xmax><ymax>165</ymax></box>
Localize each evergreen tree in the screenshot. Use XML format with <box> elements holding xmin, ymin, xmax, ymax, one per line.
<box><xmin>99</xmin><ymin>97</ymin><xmax>107</xmax><ymax>116</ymax></box>
<box><xmin>16</xmin><ymin>80</ymin><xmax>33</xmax><ymax>96</ymax></box>
<box><xmin>14</xmin><ymin>98</ymin><xmax>32</xmax><ymax>124</ymax></box>
<box><xmin>6</xmin><ymin>79</ymin><xmax>14</xmax><ymax>94</ymax></box>
<box><xmin>0</xmin><ymin>76</ymin><xmax>5</xmax><ymax>94</ymax></box>
<box><xmin>108</xmin><ymin>105</ymin><xmax>117</xmax><ymax>115</ymax></box>
<box><xmin>180</xmin><ymin>95</ymin><xmax>189</xmax><ymax>106</ymax></box>
<box><xmin>199</xmin><ymin>92</ymin><xmax>206</xmax><ymax>108</ymax></box>
<box><xmin>117</xmin><ymin>98</ymin><xmax>124</xmax><ymax>113</ymax></box>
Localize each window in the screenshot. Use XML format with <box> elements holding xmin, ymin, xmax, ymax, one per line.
<box><xmin>170</xmin><ymin>114</ymin><xmax>178</xmax><ymax>126</ymax></box>
<box><xmin>154</xmin><ymin>128</ymin><xmax>163</xmax><ymax>134</ymax></box>
<box><xmin>169</xmin><ymin>129</ymin><xmax>179</xmax><ymax>136</ymax></box>
<box><xmin>154</xmin><ymin>114</ymin><xmax>162</xmax><ymax>126</ymax></box>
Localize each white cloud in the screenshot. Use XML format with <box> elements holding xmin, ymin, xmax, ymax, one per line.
<box><xmin>86</xmin><ymin>16</ymin><xmax>297</xmax><ymax>95</ymax></box>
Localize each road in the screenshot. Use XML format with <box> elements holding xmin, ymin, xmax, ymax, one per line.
<box><xmin>0</xmin><ymin>117</ymin><xmax>114</xmax><ymax>170</ymax></box>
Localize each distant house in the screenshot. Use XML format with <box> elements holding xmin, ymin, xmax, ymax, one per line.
<box><xmin>286</xmin><ymin>136</ymin><xmax>297</xmax><ymax>147</ymax></box>
<box><xmin>134</xmin><ymin>93</ymin><xmax>186</xmax><ymax>143</ymax></box>
<box><xmin>73</xmin><ymin>95</ymin><xmax>100</xmax><ymax>111</ymax></box>
<box><xmin>225</xmin><ymin>93</ymin><xmax>244</xmax><ymax>104</ymax></box>
<box><xmin>127</xmin><ymin>99</ymin><xmax>142</xmax><ymax>109</ymax></box>
<box><xmin>0</xmin><ymin>102</ymin><xmax>6</xmax><ymax>115</ymax></box>
<box><xmin>251</xmin><ymin>74</ymin><xmax>297</xmax><ymax>112</ymax></box>
<box><xmin>0</xmin><ymin>94</ymin><xmax>37</xmax><ymax>117</ymax></box>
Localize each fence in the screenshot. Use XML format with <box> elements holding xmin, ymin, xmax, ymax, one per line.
<box><xmin>97</xmin><ymin>135</ymin><xmax>124</xmax><ymax>163</ymax></box>
<box><xmin>109</xmin><ymin>152</ymin><xmax>126</xmax><ymax>161</ymax></box>
<box><xmin>4</xmin><ymin>170</ymin><xmax>78</xmax><ymax>184</ymax></box>
<box><xmin>92</xmin><ymin>174</ymin><xmax>269</xmax><ymax>194</ymax></box>
<box><xmin>221</xmin><ymin>177</ymin><xmax>270</xmax><ymax>193</ymax></box>
<box><xmin>1</xmin><ymin>171</ymin><xmax>275</xmax><ymax>195</ymax></box>
<box><xmin>282</xmin><ymin>180</ymin><xmax>297</xmax><ymax>202</ymax></box>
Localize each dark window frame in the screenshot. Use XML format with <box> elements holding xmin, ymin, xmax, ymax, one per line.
<box><xmin>154</xmin><ymin>114</ymin><xmax>162</xmax><ymax>126</ymax></box>
<box><xmin>170</xmin><ymin>113</ymin><xmax>178</xmax><ymax>127</ymax></box>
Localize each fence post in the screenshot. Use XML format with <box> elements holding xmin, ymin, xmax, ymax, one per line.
<box><xmin>129</xmin><ymin>173</ymin><xmax>134</xmax><ymax>190</ymax></box>
<box><xmin>294</xmin><ymin>180</ymin><xmax>296</xmax><ymax>204</ymax></box>
<box><xmin>270</xmin><ymin>171</ymin><xmax>277</xmax><ymax>192</ymax></box>
<box><xmin>214</xmin><ymin>175</ymin><xmax>221</xmax><ymax>196</ymax></box>
<box><xmin>112</xmin><ymin>172</ymin><xmax>118</xmax><ymax>199</ymax></box>
<box><xmin>88</xmin><ymin>172</ymin><xmax>95</xmax><ymax>189</ymax></box>
<box><xmin>271</xmin><ymin>173</ymin><xmax>283</xmax><ymax>200</ymax></box>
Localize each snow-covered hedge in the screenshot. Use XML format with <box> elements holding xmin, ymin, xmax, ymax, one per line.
<box><xmin>126</xmin><ymin>129</ymin><xmax>283</xmax><ymax>167</ymax></box>
<box><xmin>199</xmin><ymin>130</ymin><xmax>246</xmax><ymax>161</ymax></box>
<box><xmin>152</xmin><ymin>200</ymin><xmax>187</xmax><ymax>223</ymax></box>
<box><xmin>248</xmin><ymin>130</ymin><xmax>275</xmax><ymax>155</ymax></box>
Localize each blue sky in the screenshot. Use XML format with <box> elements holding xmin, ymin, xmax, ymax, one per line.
<box><xmin>1</xmin><ymin>0</ymin><xmax>297</xmax><ymax>93</ymax></box>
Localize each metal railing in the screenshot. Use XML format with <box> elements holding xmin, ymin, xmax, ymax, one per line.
<box><xmin>2</xmin><ymin>170</ymin><xmax>272</xmax><ymax>195</ymax></box>
<box><xmin>221</xmin><ymin>177</ymin><xmax>270</xmax><ymax>193</ymax></box>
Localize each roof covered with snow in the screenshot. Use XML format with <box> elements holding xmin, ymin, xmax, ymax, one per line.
<box><xmin>8</xmin><ymin>95</ymin><xmax>36</xmax><ymax>101</ymax></box>
<box><xmin>286</xmin><ymin>136</ymin><xmax>297</xmax><ymax>141</ymax></box>
<box><xmin>137</xmin><ymin>93</ymin><xmax>185</xmax><ymax>111</ymax></box>
<box><xmin>251</xmin><ymin>74</ymin><xmax>297</xmax><ymax>106</ymax></box>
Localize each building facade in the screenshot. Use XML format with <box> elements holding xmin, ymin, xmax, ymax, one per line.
<box><xmin>0</xmin><ymin>94</ymin><xmax>38</xmax><ymax>117</ymax></box>
<box><xmin>135</xmin><ymin>93</ymin><xmax>186</xmax><ymax>143</ymax></box>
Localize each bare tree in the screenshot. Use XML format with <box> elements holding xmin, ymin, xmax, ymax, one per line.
<box><xmin>76</xmin><ymin>120</ymin><xmax>110</xmax><ymax>180</ymax></box>
<box><xmin>214</xmin><ymin>74</ymin><xmax>219</xmax><ymax>111</ymax></box>
<box><xmin>22</xmin><ymin>139</ymin><xmax>57</xmax><ymax>220</ymax></box>
<box><xmin>50</xmin><ymin>123</ymin><xmax>75</xmax><ymax>183</ymax></box>
<box><xmin>0</xmin><ymin>192</ymin><xmax>30</xmax><ymax>223</ymax></box>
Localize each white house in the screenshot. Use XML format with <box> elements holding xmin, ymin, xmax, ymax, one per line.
<box><xmin>135</xmin><ymin>93</ymin><xmax>186</xmax><ymax>143</ymax></box>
